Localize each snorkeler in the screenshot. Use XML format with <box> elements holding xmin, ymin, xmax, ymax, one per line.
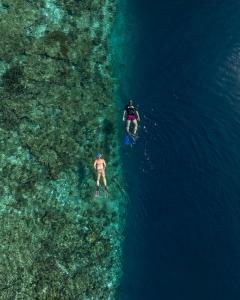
<box><xmin>94</xmin><ymin>153</ymin><xmax>108</xmax><ymax>197</ymax></box>
<box><xmin>122</xmin><ymin>99</ymin><xmax>140</xmax><ymax>135</ymax></box>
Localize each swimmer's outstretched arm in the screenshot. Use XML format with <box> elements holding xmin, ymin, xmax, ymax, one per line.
<box><xmin>103</xmin><ymin>159</ymin><xmax>106</xmax><ymax>168</ymax></box>
<box><xmin>136</xmin><ymin>111</ymin><xmax>140</xmax><ymax>121</ymax></box>
<box><xmin>123</xmin><ymin>110</ymin><xmax>126</xmax><ymax>121</ymax></box>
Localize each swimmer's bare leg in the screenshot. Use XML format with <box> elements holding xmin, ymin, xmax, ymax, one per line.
<box><xmin>97</xmin><ymin>172</ymin><xmax>101</xmax><ymax>186</ymax></box>
<box><xmin>96</xmin><ymin>172</ymin><xmax>101</xmax><ymax>197</ymax></box>
<box><xmin>126</xmin><ymin>120</ymin><xmax>131</xmax><ymax>133</ymax></box>
<box><xmin>133</xmin><ymin>119</ymin><xmax>138</xmax><ymax>135</ymax></box>
<box><xmin>102</xmin><ymin>172</ymin><xmax>108</xmax><ymax>198</ymax></box>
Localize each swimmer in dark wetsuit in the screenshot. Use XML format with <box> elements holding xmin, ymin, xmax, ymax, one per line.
<box><xmin>122</xmin><ymin>100</ymin><xmax>140</xmax><ymax>135</ymax></box>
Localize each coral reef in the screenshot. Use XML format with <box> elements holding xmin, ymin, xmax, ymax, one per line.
<box><xmin>0</xmin><ymin>0</ymin><xmax>125</xmax><ymax>298</ymax></box>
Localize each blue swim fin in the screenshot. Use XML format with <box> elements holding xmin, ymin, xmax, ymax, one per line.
<box><xmin>125</xmin><ymin>134</ymin><xmax>131</xmax><ymax>145</ymax></box>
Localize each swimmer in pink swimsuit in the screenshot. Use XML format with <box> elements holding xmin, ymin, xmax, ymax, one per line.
<box><xmin>94</xmin><ymin>153</ymin><xmax>108</xmax><ymax>197</ymax></box>
<box><xmin>122</xmin><ymin>100</ymin><xmax>140</xmax><ymax>135</ymax></box>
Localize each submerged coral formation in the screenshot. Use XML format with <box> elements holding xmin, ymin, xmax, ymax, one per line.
<box><xmin>0</xmin><ymin>0</ymin><xmax>125</xmax><ymax>298</ymax></box>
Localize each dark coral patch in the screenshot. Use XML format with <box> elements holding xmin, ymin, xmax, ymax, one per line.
<box><xmin>45</xmin><ymin>31</ymin><xmax>69</xmax><ymax>57</ymax></box>
<box><xmin>2</xmin><ymin>66</ymin><xmax>24</xmax><ymax>92</ymax></box>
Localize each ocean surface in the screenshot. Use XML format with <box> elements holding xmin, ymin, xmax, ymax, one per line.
<box><xmin>120</xmin><ymin>1</ymin><xmax>240</xmax><ymax>299</ymax></box>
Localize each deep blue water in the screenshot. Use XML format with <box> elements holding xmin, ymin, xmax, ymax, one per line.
<box><xmin>120</xmin><ymin>1</ymin><xmax>240</xmax><ymax>299</ymax></box>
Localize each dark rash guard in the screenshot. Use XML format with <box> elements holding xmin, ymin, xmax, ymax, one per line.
<box><xmin>125</xmin><ymin>105</ymin><xmax>137</xmax><ymax>116</ymax></box>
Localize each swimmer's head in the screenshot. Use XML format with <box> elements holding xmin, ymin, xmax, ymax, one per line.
<box><xmin>128</xmin><ymin>99</ymin><xmax>133</xmax><ymax>105</ymax></box>
<box><xmin>96</xmin><ymin>153</ymin><xmax>102</xmax><ymax>158</ymax></box>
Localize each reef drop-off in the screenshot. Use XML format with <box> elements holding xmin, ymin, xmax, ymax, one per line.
<box><xmin>0</xmin><ymin>0</ymin><xmax>125</xmax><ymax>298</ymax></box>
